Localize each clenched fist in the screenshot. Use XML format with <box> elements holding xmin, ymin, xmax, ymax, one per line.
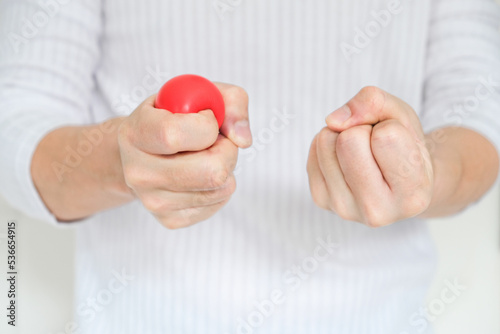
<box><xmin>307</xmin><ymin>87</ymin><xmax>434</xmax><ymax>227</ymax></box>
<box><xmin>118</xmin><ymin>83</ymin><xmax>252</xmax><ymax>229</ymax></box>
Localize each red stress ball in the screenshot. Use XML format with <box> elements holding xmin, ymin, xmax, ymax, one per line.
<box><xmin>155</xmin><ymin>74</ymin><xmax>225</xmax><ymax>128</ymax></box>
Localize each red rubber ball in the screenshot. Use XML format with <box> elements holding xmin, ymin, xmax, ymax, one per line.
<box><xmin>155</xmin><ymin>74</ymin><xmax>225</xmax><ymax>129</ymax></box>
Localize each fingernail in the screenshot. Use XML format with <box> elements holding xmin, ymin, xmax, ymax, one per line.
<box><xmin>326</xmin><ymin>105</ymin><xmax>351</xmax><ymax>125</ymax></box>
<box><xmin>234</xmin><ymin>120</ymin><xmax>252</xmax><ymax>147</ymax></box>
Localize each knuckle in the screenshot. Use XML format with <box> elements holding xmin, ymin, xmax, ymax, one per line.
<box><xmin>211</xmin><ymin>168</ymin><xmax>230</xmax><ymax>189</ymax></box>
<box><xmin>328</xmin><ymin>198</ymin><xmax>358</xmax><ymax>222</ymax></box>
<box><xmin>360</xmin><ymin>203</ymin><xmax>388</xmax><ymax>228</ymax></box>
<box><xmin>159</xmin><ymin>122</ymin><xmax>181</xmax><ymax>153</ymax></box>
<box><xmin>335</xmin><ymin>211</ymin><xmax>357</xmax><ymax>223</ymax></box>
<box><xmin>196</xmin><ymin>107</ymin><xmax>219</xmax><ymax>125</ymax></box>
<box><xmin>328</xmin><ymin>197</ymin><xmax>348</xmax><ymax>217</ymax></box>
<box><xmin>225</xmin><ymin>86</ymin><xmax>249</xmax><ymax>104</ymax></box>
<box><xmin>161</xmin><ymin>217</ymin><xmax>189</xmax><ymax>230</ymax></box>
<box><xmin>317</xmin><ymin>128</ymin><xmax>336</xmax><ymax>152</ymax></box>
<box><xmin>141</xmin><ymin>194</ymin><xmax>171</xmax><ymax>214</ymax></box>
<box><xmin>157</xmin><ymin>207</ymin><xmax>202</xmax><ymax>230</ymax></box>
<box><xmin>194</xmin><ymin>176</ymin><xmax>236</xmax><ymax>206</ymax></box>
<box><xmin>402</xmin><ymin>189</ymin><xmax>432</xmax><ymax>217</ymax></box>
<box><xmin>336</xmin><ymin>127</ymin><xmax>360</xmax><ymax>149</ymax></box>
<box><xmin>360</xmin><ymin>85</ymin><xmax>383</xmax><ymax>96</ymax></box>
<box><xmin>215</xmin><ymin>141</ymin><xmax>238</xmax><ymax>171</ymax></box>
<box><xmin>142</xmin><ymin>196</ymin><xmax>161</xmax><ymax>213</ymax></box>
<box><xmin>336</xmin><ymin>131</ymin><xmax>350</xmax><ymax>149</ymax></box>
<box><xmin>372</xmin><ymin>121</ymin><xmax>405</xmax><ymax>146</ymax></box>
<box><xmin>310</xmin><ymin>189</ymin><xmax>328</xmax><ymax>211</ymax></box>
<box><xmin>201</xmin><ymin>115</ymin><xmax>220</xmax><ymax>139</ymax></box>
<box><xmin>205</xmin><ymin>159</ymin><xmax>230</xmax><ymax>189</ymax></box>
<box><xmin>223</xmin><ymin>175</ymin><xmax>237</xmax><ymax>196</ymax></box>
<box><xmin>122</xmin><ymin>165</ymin><xmax>147</xmax><ymax>189</ymax></box>
<box><xmin>359</xmin><ymin>86</ymin><xmax>386</xmax><ymax>110</ymax></box>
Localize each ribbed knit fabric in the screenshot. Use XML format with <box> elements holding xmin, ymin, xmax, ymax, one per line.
<box><xmin>1</xmin><ymin>0</ymin><xmax>500</xmax><ymax>333</ymax></box>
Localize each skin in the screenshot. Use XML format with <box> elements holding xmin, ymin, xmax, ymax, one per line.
<box><xmin>31</xmin><ymin>83</ymin><xmax>252</xmax><ymax>229</ymax></box>
<box><xmin>32</xmin><ymin>85</ymin><xmax>499</xmax><ymax>229</ymax></box>
<box><xmin>307</xmin><ymin>86</ymin><xmax>499</xmax><ymax>227</ymax></box>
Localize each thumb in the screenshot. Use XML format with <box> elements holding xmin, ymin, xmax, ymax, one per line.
<box><xmin>326</xmin><ymin>86</ymin><xmax>420</xmax><ymax>135</ymax></box>
<box><xmin>214</xmin><ymin>82</ymin><xmax>253</xmax><ymax>148</ymax></box>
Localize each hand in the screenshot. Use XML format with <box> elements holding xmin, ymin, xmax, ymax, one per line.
<box><xmin>307</xmin><ymin>87</ymin><xmax>434</xmax><ymax>227</ymax></box>
<box><xmin>118</xmin><ymin>83</ymin><xmax>252</xmax><ymax>229</ymax></box>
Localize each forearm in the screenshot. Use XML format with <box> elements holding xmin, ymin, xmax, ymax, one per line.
<box><xmin>31</xmin><ymin>117</ymin><xmax>135</xmax><ymax>222</ymax></box>
<box><xmin>421</xmin><ymin>127</ymin><xmax>499</xmax><ymax>218</ymax></box>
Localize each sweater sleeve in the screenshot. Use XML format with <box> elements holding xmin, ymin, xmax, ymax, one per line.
<box><xmin>420</xmin><ymin>0</ymin><xmax>500</xmax><ymax>163</ymax></box>
<box><xmin>0</xmin><ymin>0</ymin><xmax>103</xmax><ymax>224</ymax></box>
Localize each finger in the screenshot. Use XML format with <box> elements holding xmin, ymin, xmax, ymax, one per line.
<box><xmin>215</xmin><ymin>83</ymin><xmax>253</xmax><ymax>148</ymax></box>
<box><xmin>371</xmin><ymin>119</ymin><xmax>433</xmax><ymax>197</ymax></box>
<box><xmin>306</xmin><ymin>135</ymin><xmax>332</xmax><ymax>210</ymax></box>
<box><xmin>122</xmin><ymin>135</ymin><xmax>238</xmax><ymax>192</ymax></box>
<box><xmin>326</xmin><ymin>86</ymin><xmax>423</xmax><ymax>138</ymax></box>
<box><xmin>335</xmin><ymin>125</ymin><xmax>392</xmax><ymax>222</ymax></box>
<box><xmin>138</xmin><ymin>174</ymin><xmax>236</xmax><ymax>213</ymax></box>
<box><xmin>127</xmin><ymin>95</ymin><xmax>220</xmax><ymax>154</ymax></box>
<box><xmin>154</xmin><ymin>197</ymin><xmax>231</xmax><ymax>229</ymax></box>
<box><xmin>315</xmin><ymin>127</ymin><xmax>359</xmax><ymax>220</ymax></box>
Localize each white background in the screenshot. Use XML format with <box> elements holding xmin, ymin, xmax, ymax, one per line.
<box><xmin>1</xmin><ymin>0</ymin><xmax>500</xmax><ymax>332</ymax></box>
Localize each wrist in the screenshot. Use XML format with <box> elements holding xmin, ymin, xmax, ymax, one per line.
<box><xmin>80</xmin><ymin>117</ymin><xmax>135</xmax><ymax>199</ymax></box>
<box><xmin>418</xmin><ymin>131</ymin><xmax>463</xmax><ymax>218</ymax></box>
